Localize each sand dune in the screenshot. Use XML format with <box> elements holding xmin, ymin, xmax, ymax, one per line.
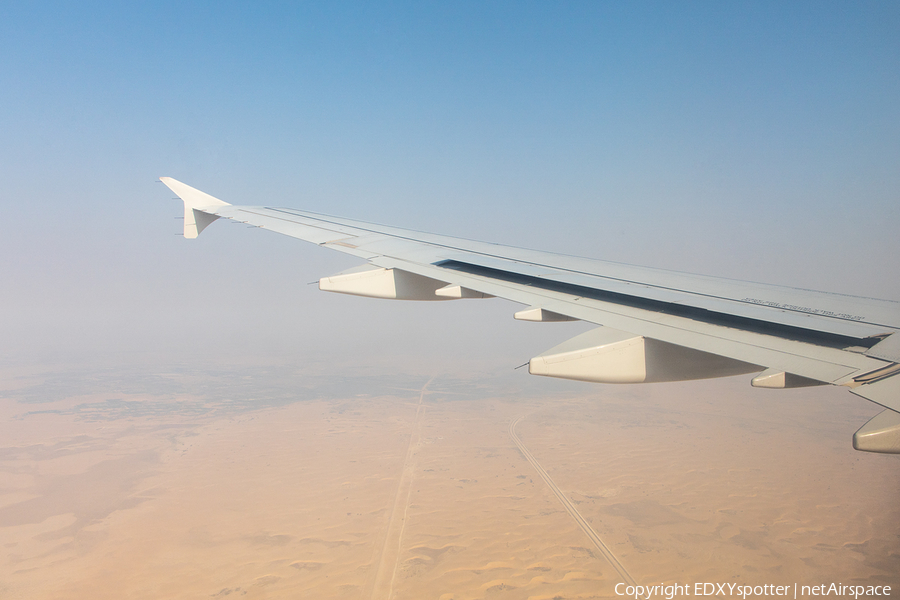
<box><xmin>1</xmin><ymin>370</ymin><xmax>898</xmax><ymax>598</ymax></box>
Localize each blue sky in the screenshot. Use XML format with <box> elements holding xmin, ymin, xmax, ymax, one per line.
<box><xmin>1</xmin><ymin>2</ymin><xmax>898</xmax><ymax>371</ymax></box>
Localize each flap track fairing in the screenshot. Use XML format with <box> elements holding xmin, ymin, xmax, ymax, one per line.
<box><xmin>529</xmin><ymin>327</ymin><xmax>761</xmax><ymax>384</ymax></box>
<box><xmin>318</xmin><ymin>265</ymin><xmax>453</xmax><ymax>300</ymax></box>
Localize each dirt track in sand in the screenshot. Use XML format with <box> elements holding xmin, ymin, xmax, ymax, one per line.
<box><xmin>1</xmin><ymin>372</ymin><xmax>898</xmax><ymax>599</ymax></box>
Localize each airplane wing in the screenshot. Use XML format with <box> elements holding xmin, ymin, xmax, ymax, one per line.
<box><xmin>161</xmin><ymin>177</ymin><xmax>900</xmax><ymax>454</ymax></box>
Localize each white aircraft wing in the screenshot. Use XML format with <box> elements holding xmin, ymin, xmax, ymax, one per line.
<box><xmin>161</xmin><ymin>177</ymin><xmax>900</xmax><ymax>454</ymax></box>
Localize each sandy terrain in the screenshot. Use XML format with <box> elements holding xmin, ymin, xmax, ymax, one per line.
<box><xmin>1</xmin><ymin>365</ymin><xmax>898</xmax><ymax>599</ymax></box>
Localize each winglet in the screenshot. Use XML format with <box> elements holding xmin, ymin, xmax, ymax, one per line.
<box><xmin>160</xmin><ymin>177</ymin><xmax>231</xmax><ymax>238</ymax></box>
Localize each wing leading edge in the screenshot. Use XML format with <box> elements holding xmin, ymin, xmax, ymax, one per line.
<box><xmin>161</xmin><ymin>177</ymin><xmax>900</xmax><ymax>454</ymax></box>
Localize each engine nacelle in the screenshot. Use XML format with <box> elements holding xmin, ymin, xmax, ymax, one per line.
<box><xmin>853</xmin><ymin>409</ymin><xmax>900</xmax><ymax>454</ymax></box>
<box><xmin>529</xmin><ymin>326</ymin><xmax>761</xmax><ymax>383</ymax></box>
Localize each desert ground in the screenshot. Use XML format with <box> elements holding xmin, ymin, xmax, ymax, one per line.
<box><xmin>1</xmin><ymin>362</ymin><xmax>898</xmax><ymax>599</ymax></box>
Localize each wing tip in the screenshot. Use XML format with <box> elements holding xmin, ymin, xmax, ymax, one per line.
<box><xmin>159</xmin><ymin>176</ymin><xmax>228</xmax><ymax>238</ymax></box>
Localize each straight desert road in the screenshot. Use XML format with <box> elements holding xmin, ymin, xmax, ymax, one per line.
<box><xmin>367</xmin><ymin>378</ymin><xmax>432</xmax><ymax>600</ymax></box>
<box><xmin>509</xmin><ymin>416</ymin><xmax>637</xmax><ymax>587</ymax></box>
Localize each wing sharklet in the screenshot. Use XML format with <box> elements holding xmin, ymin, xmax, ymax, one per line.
<box><xmin>160</xmin><ymin>177</ymin><xmax>230</xmax><ymax>238</ymax></box>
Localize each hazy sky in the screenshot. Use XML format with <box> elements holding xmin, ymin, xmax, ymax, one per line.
<box><xmin>1</xmin><ymin>2</ymin><xmax>898</xmax><ymax>372</ymax></box>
